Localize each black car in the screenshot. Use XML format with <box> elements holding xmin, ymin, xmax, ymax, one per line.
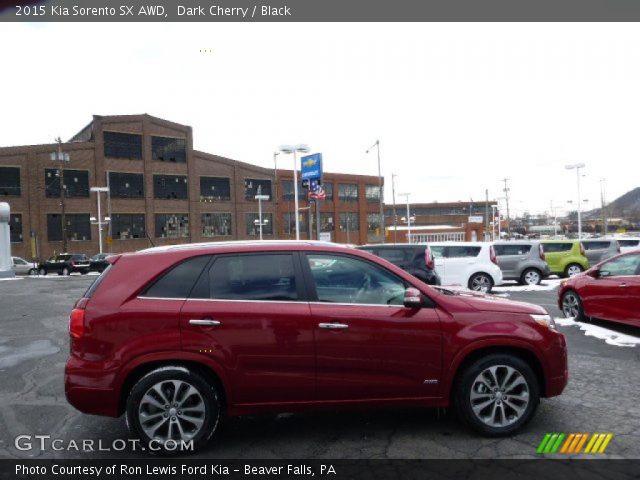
<box><xmin>89</xmin><ymin>253</ymin><xmax>114</xmax><ymax>273</ymax></box>
<box><xmin>356</xmin><ymin>244</ymin><xmax>441</xmax><ymax>285</ymax></box>
<box><xmin>37</xmin><ymin>254</ymin><xmax>91</xmax><ymax>276</ymax></box>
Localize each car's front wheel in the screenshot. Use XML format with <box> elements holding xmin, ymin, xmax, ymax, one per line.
<box><xmin>455</xmin><ymin>354</ymin><xmax>539</xmax><ymax>436</ymax></box>
<box><xmin>561</xmin><ymin>290</ymin><xmax>585</xmax><ymax>321</ymax></box>
<box><xmin>564</xmin><ymin>263</ymin><xmax>583</xmax><ymax>278</ymax></box>
<box><xmin>126</xmin><ymin>367</ymin><xmax>221</xmax><ymax>455</ymax></box>
<box><xmin>28</xmin><ymin>268</ymin><xmax>38</xmax><ymax>276</ymax></box>
<box><xmin>468</xmin><ymin>273</ymin><xmax>493</xmax><ymax>293</ymax></box>
<box><xmin>62</xmin><ymin>267</ymin><xmax>70</xmax><ymax>276</ymax></box>
<box><xmin>520</xmin><ymin>268</ymin><xmax>542</xmax><ymax>286</ymax></box>
<box><xmin>38</xmin><ymin>268</ymin><xmax>47</xmax><ymax>276</ymax></box>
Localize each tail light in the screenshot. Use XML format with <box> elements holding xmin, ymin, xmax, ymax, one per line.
<box><xmin>489</xmin><ymin>245</ymin><xmax>498</xmax><ymax>265</ymax></box>
<box><xmin>539</xmin><ymin>244</ymin><xmax>546</xmax><ymax>261</ymax></box>
<box><xmin>69</xmin><ymin>261</ymin><xmax>75</xmax><ymax>267</ymax></box>
<box><xmin>425</xmin><ymin>247</ymin><xmax>434</xmax><ymax>270</ymax></box>
<box><xmin>580</xmin><ymin>243</ymin><xmax>585</xmax><ymax>256</ymax></box>
<box><xmin>69</xmin><ymin>298</ymin><xmax>89</xmax><ymax>339</ymax></box>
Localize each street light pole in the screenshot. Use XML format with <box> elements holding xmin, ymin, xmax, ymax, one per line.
<box><xmin>279</xmin><ymin>144</ymin><xmax>310</xmax><ymax>240</ymax></box>
<box><xmin>399</xmin><ymin>193</ymin><xmax>411</xmax><ymax>243</ymax></box>
<box><xmin>273</xmin><ymin>152</ymin><xmax>279</xmax><ymax>238</ymax></box>
<box><xmin>600</xmin><ymin>178</ymin><xmax>608</xmax><ymax>236</ymax></box>
<box><xmin>51</xmin><ymin>137</ymin><xmax>70</xmax><ymax>253</ymax></box>
<box><xmin>391</xmin><ymin>174</ymin><xmax>398</xmax><ymax>243</ymax></box>
<box><xmin>255</xmin><ymin>185</ymin><xmax>270</xmax><ymax>241</ymax></box>
<box><xmin>90</xmin><ymin>187</ymin><xmax>110</xmax><ymax>254</ymax></box>
<box><xmin>366</xmin><ymin>140</ymin><xmax>385</xmax><ymax>243</ymax></box>
<box><xmin>565</xmin><ymin>163</ymin><xmax>586</xmax><ymax>238</ymax></box>
<box><xmin>502</xmin><ymin>178</ymin><xmax>511</xmax><ymax>238</ymax></box>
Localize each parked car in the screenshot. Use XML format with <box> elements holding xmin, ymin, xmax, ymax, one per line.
<box><xmin>427</xmin><ymin>242</ymin><xmax>502</xmax><ymax>293</ymax></box>
<box><xmin>65</xmin><ymin>241</ymin><xmax>567</xmax><ymax>453</ymax></box>
<box><xmin>37</xmin><ymin>254</ymin><xmax>90</xmax><ymax>276</ymax></box>
<box><xmin>559</xmin><ymin>250</ymin><xmax>640</xmax><ymax>327</ymax></box>
<box><xmin>89</xmin><ymin>253</ymin><xmax>114</xmax><ymax>273</ymax></box>
<box><xmin>617</xmin><ymin>238</ymin><xmax>640</xmax><ymax>253</ymax></box>
<box><xmin>493</xmin><ymin>241</ymin><xmax>550</xmax><ymax>285</ymax></box>
<box><xmin>580</xmin><ymin>239</ymin><xmax>620</xmax><ymax>265</ymax></box>
<box><xmin>540</xmin><ymin>240</ymin><xmax>590</xmax><ymax>278</ymax></box>
<box><xmin>356</xmin><ymin>244</ymin><xmax>441</xmax><ymax>285</ymax></box>
<box><xmin>11</xmin><ymin>256</ymin><xmax>37</xmax><ymax>276</ymax></box>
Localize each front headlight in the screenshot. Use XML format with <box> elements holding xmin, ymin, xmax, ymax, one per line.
<box><xmin>530</xmin><ymin>313</ymin><xmax>557</xmax><ymax>330</ymax></box>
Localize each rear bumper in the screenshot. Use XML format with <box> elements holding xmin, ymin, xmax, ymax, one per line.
<box><xmin>65</xmin><ymin>356</ymin><xmax>120</xmax><ymax>417</ymax></box>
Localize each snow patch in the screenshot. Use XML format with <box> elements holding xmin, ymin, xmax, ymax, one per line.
<box><xmin>493</xmin><ymin>279</ymin><xmax>563</xmax><ymax>293</ymax></box>
<box><xmin>554</xmin><ymin>317</ymin><xmax>640</xmax><ymax>347</ymax></box>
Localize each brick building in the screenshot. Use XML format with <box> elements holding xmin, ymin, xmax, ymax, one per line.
<box><xmin>0</xmin><ymin>114</ymin><xmax>384</xmax><ymax>260</ymax></box>
<box><xmin>275</xmin><ymin>170</ymin><xmax>384</xmax><ymax>245</ymax></box>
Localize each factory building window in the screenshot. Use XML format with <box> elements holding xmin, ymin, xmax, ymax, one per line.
<box><xmin>365</xmin><ymin>184</ymin><xmax>382</xmax><ymax>202</ymax></box>
<box><xmin>339</xmin><ymin>212</ymin><xmax>359</xmax><ymax>232</ymax></box>
<box><xmin>155</xmin><ymin>214</ymin><xmax>189</xmax><ymax>238</ymax></box>
<box><xmin>281</xmin><ymin>180</ymin><xmax>307</xmax><ymax>201</ymax></box>
<box><xmin>108</xmin><ymin>172</ymin><xmax>145</xmax><ymax>198</ymax></box>
<box><xmin>10</xmin><ymin>214</ymin><xmax>23</xmax><ymax>243</ymax></box>
<box><xmin>154</xmin><ymin>175</ymin><xmax>188</xmax><ymax>200</ymax></box>
<box><xmin>0</xmin><ymin>167</ymin><xmax>20</xmax><ymax>196</ymax></box>
<box><xmin>200</xmin><ymin>177</ymin><xmax>231</xmax><ymax>201</ymax></box>
<box><xmin>47</xmin><ymin>214</ymin><xmax>91</xmax><ymax>242</ymax></box>
<box><xmin>152</xmin><ymin>136</ymin><xmax>187</xmax><ymax>163</ymax></box>
<box><xmin>103</xmin><ymin>131</ymin><xmax>142</xmax><ymax>159</ymax></box>
<box><xmin>320</xmin><ymin>213</ymin><xmax>335</xmax><ymax>232</ymax></box>
<box><xmin>338</xmin><ymin>183</ymin><xmax>358</xmax><ymax>202</ymax></box>
<box><xmin>283</xmin><ymin>212</ymin><xmax>308</xmax><ymax>235</ymax></box>
<box><xmin>45</xmin><ymin>169</ymin><xmax>89</xmax><ymax>198</ymax></box>
<box><xmin>201</xmin><ymin>213</ymin><xmax>232</xmax><ymax>237</ymax></box>
<box><xmin>111</xmin><ymin>214</ymin><xmax>146</xmax><ymax>240</ymax></box>
<box><xmin>245</xmin><ymin>179</ymin><xmax>272</xmax><ymax>200</ymax></box>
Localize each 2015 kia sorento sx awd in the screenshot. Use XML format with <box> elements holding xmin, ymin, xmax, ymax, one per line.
<box><xmin>65</xmin><ymin>241</ymin><xmax>568</xmax><ymax>453</ymax></box>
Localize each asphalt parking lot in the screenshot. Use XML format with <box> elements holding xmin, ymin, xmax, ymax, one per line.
<box><xmin>0</xmin><ymin>274</ymin><xmax>639</xmax><ymax>459</ymax></box>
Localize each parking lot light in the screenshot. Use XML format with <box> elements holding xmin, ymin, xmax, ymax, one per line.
<box><xmin>278</xmin><ymin>144</ymin><xmax>310</xmax><ymax>240</ymax></box>
<box><xmin>565</xmin><ymin>163</ymin><xmax>586</xmax><ymax>239</ymax></box>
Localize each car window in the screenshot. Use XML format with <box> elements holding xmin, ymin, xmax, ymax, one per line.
<box><xmin>541</xmin><ymin>243</ymin><xmax>572</xmax><ymax>253</ymax></box>
<box><xmin>207</xmin><ymin>254</ymin><xmax>298</xmax><ymax>301</ymax></box>
<box><xmin>306</xmin><ymin>253</ymin><xmax>406</xmax><ymax>306</ymax></box>
<box><xmin>72</xmin><ymin>255</ymin><xmax>88</xmax><ymax>261</ymax></box>
<box><xmin>447</xmin><ymin>246</ymin><xmax>481</xmax><ymax>258</ymax></box>
<box><xmin>13</xmin><ymin>258</ymin><xmax>27</xmax><ymax>265</ymax></box>
<box><xmin>618</xmin><ymin>239</ymin><xmax>640</xmax><ymax>248</ymax></box>
<box><xmin>376</xmin><ymin>248</ymin><xmax>408</xmax><ymax>264</ymax></box>
<box><xmin>142</xmin><ymin>255</ymin><xmax>211</xmax><ymax>299</ymax></box>
<box><xmin>600</xmin><ymin>254</ymin><xmax>640</xmax><ymax>277</ymax></box>
<box><xmin>494</xmin><ymin>244</ymin><xmax>531</xmax><ymax>256</ymax></box>
<box><xmin>430</xmin><ymin>246</ymin><xmax>446</xmax><ymax>258</ymax></box>
<box><xmin>54</xmin><ymin>255</ymin><xmax>71</xmax><ymax>262</ymax></box>
<box><xmin>582</xmin><ymin>241</ymin><xmax>610</xmax><ymax>250</ymax></box>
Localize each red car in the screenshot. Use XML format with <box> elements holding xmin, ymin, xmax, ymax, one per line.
<box><xmin>559</xmin><ymin>250</ymin><xmax>640</xmax><ymax>326</ymax></box>
<box><xmin>65</xmin><ymin>241</ymin><xmax>567</xmax><ymax>453</ymax></box>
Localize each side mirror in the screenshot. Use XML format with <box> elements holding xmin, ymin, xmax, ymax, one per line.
<box><xmin>403</xmin><ymin>287</ymin><xmax>423</xmax><ymax>308</ymax></box>
<box><xmin>587</xmin><ymin>267</ymin><xmax>600</xmax><ymax>278</ymax></box>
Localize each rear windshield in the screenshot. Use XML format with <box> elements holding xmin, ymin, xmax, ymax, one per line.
<box><xmin>618</xmin><ymin>239</ymin><xmax>639</xmax><ymax>247</ymax></box>
<box><xmin>432</xmin><ymin>246</ymin><xmax>481</xmax><ymax>258</ymax></box>
<box><xmin>582</xmin><ymin>241</ymin><xmax>611</xmax><ymax>250</ymax></box>
<box><xmin>542</xmin><ymin>243</ymin><xmax>572</xmax><ymax>253</ymax></box>
<box><xmin>53</xmin><ymin>254</ymin><xmax>72</xmax><ymax>261</ymax></box>
<box><xmin>71</xmin><ymin>255</ymin><xmax>88</xmax><ymax>261</ymax></box>
<box><xmin>84</xmin><ymin>264</ymin><xmax>112</xmax><ymax>298</ymax></box>
<box><xmin>376</xmin><ymin>248</ymin><xmax>412</xmax><ymax>263</ymax></box>
<box><xmin>494</xmin><ymin>244</ymin><xmax>532</xmax><ymax>256</ymax></box>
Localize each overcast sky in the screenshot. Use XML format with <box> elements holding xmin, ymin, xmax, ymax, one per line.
<box><xmin>2</xmin><ymin>22</ymin><xmax>639</xmax><ymax>216</ymax></box>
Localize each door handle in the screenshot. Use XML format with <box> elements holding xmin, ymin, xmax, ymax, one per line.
<box><xmin>189</xmin><ymin>319</ymin><xmax>221</xmax><ymax>326</ymax></box>
<box><xmin>619</xmin><ymin>283</ymin><xmax>627</xmax><ymax>287</ymax></box>
<box><xmin>319</xmin><ymin>322</ymin><xmax>349</xmax><ymax>330</ymax></box>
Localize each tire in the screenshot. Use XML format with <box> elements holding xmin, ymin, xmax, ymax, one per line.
<box><xmin>468</xmin><ymin>273</ymin><xmax>494</xmax><ymax>293</ymax></box>
<box><xmin>454</xmin><ymin>354</ymin><xmax>540</xmax><ymax>436</ymax></box>
<box><xmin>126</xmin><ymin>366</ymin><xmax>221</xmax><ymax>455</ymax></box>
<box><xmin>561</xmin><ymin>290</ymin><xmax>585</xmax><ymax>321</ymax></box>
<box><xmin>28</xmin><ymin>268</ymin><xmax>38</xmax><ymax>276</ymax></box>
<box><xmin>564</xmin><ymin>263</ymin><xmax>583</xmax><ymax>278</ymax></box>
<box><xmin>80</xmin><ymin>270</ymin><xmax>89</xmax><ymax>275</ymax></box>
<box><xmin>38</xmin><ymin>268</ymin><xmax>47</xmax><ymax>276</ymax></box>
<box><xmin>520</xmin><ymin>268</ymin><xmax>542</xmax><ymax>286</ymax></box>
<box><xmin>62</xmin><ymin>267</ymin><xmax>70</xmax><ymax>276</ymax></box>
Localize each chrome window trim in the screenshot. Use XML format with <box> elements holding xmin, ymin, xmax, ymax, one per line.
<box><xmin>137</xmin><ymin>296</ymin><xmax>407</xmax><ymax>308</ymax></box>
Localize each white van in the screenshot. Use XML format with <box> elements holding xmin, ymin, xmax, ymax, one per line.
<box><xmin>428</xmin><ymin>242</ymin><xmax>503</xmax><ymax>293</ymax></box>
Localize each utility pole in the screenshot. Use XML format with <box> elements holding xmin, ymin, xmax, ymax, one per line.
<box><xmin>51</xmin><ymin>137</ymin><xmax>69</xmax><ymax>253</ymax></box>
<box><xmin>485</xmin><ymin>189</ymin><xmax>489</xmax><ymax>241</ymax></box>
<box><xmin>391</xmin><ymin>174</ymin><xmax>398</xmax><ymax>243</ymax></box>
<box><xmin>600</xmin><ymin>178</ymin><xmax>608</xmax><ymax>236</ymax></box>
<box><xmin>502</xmin><ymin>178</ymin><xmax>511</xmax><ymax>238</ymax></box>
<box><xmin>273</xmin><ymin>152</ymin><xmax>279</xmax><ymax>238</ymax></box>
<box><xmin>366</xmin><ymin>140</ymin><xmax>385</xmax><ymax>243</ymax></box>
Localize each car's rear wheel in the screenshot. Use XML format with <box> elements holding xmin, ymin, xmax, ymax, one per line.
<box><xmin>468</xmin><ymin>273</ymin><xmax>493</xmax><ymax>293</ymax></box>
<box><xmin>28</xmin><ymin>268</ymin><xmax>38</xmax><ymax>276</ymax></box>
<box><xmin>126</xmin><ymin>367</ymin><xmax>220</xmax><ymax>455</ymax></box>
<box><xmin>62</xmin><ymin>267</ymin><xmax>70</xmax><ymax>276</ymax></box>
<box><xmin>561</xmin><ymin>290</ymin><xmax>585</xmax><ymax>321</ymax></box>
<box><xmin>564</xmin><ymin>263</ymin><xmax>583</xmax><ymax>278</ymax></box>
<box><xmin>38</xmin><ymin>268</ymin><xmax>47</xmax><ymax>276</ymax></box>
<box><xmin>454</xmin><ymin>354</ymin><xmax>539</xmax><ymax>436</ymax></box>
<box><xmin>520</xmin><ymin>268</ymin><xmax>542</xmax><ymax>286</ymax></box>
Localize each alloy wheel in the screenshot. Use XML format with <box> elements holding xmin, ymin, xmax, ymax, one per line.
<box><xmin>562</xmin><ymin>292</ymin><xmax>581</xmax><ymax>318</ymax></box>
<box><xmin>523</xmin><ymin>270</ymin><xmax>541</xmax><ymax>285</ymax></box>
<box><xmin>566</xmin><ymin>265</ymin><xmax>582</xmax><ymax>277</ymax></box>
<box><xmin>470</xmin><ymin>274</ymin><xmax>491</xmax><ymax>292</ymax></box>
<box><xmin>138</xmin><ymin>380</ymin><xmax>206</xmax><ymax>444</ymax></box>
<box><xmin>469</xmin><ymin>365</ymin><xmax>530</xmax><ymax>427</ymax></box>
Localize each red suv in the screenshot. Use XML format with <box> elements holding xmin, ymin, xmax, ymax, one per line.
<box><xmin>65</xmin><ymin>241</ymin><xmax>568</xmax><ymax>453</ymax></box>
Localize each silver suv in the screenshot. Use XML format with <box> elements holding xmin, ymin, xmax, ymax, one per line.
<box><xmin>581</xmin><ymin>239</ymin><xmax>620</xmax><ymax>265</ymax></box>
<box><xmin>493</xmin><ymin>241</ymin><xmax>550</xmax><ymax>285</ymax></box>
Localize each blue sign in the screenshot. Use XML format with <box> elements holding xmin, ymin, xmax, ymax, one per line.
<box><xmin>300</xmin><ymin>153</ymin><xmax>322</xmax><ymax>181</ymax></box>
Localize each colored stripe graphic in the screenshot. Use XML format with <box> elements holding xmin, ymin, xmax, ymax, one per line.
<box><xmin>537</xmin><ymin>433</ymin><xmax>613</xmax><ymax>454</ymax></box>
